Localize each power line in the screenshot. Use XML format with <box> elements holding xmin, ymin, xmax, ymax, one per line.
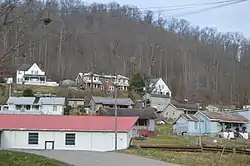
<box><xmin>139</xmin><ymin>0</ymin><xmax>240</xmax><ymax>10</ymax></box>
<box><xmin>170</xmin><ymin>0</ymin><xmax>249</xmax><ymax>17</ymax></box>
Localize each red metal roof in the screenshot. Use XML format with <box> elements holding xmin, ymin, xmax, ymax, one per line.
<box><xmin>0</xmin><ymin>114</ymin><xmax>138</xmax><ymax>132</ymax></box>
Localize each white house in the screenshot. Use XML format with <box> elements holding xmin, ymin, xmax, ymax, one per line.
<box><xmin>149</xmin><ymin>78</ymin><xmax>171</xmax><ymax>97</ymax></box>
<box><xmin>3</xmin><ymin>97</ymin><xmax>66</xmax><ymax>115</ymax></box>
<box><xmin>0</xmin><ymin>114</ymin><xmax>138</xmax><ymax>151</ymax></box>
<box><xmin>16</xmin><ymin>63</ymin><xmax>58</xmax><ymax>86</ymax></box>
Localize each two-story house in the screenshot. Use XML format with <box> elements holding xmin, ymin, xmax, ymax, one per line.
<box><xmin>89</xmin><ymin>96</ymin><xmax>134</xmax><ymax>112</ymax></box>
<box><xmin>2</xmin><ymin>97</ymin><xmax>66</xmax><ymax>115</ymax></box>
<box><xmin>16</xmin><ymin>63</ymin><xmax>58</xmax><ymax>86</ymax></box>
<box><xmin>148</xmin><ymin>78</ymin><xmax>171</xmax><ymax>97</ymax></box>
<box><xmin>75</xmin><ymin>72</ymin><xmax>129</xmax><ymax>92</ymax></box>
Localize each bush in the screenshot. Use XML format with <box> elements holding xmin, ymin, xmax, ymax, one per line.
<box><xmin>0</xmin><ymin>77</ymin><xmax>6</xmax><ymax>83</ymax></box>
<box><xmin>23</xmin><ymin>88</ymin><xmax>34</xmax><ymax>97</ymax></box>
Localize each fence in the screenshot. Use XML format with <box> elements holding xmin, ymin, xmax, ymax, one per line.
<box><xmin>130</xmin><ymin>144</ymin><xmax>250</xmax><ymax>155</ymax></box>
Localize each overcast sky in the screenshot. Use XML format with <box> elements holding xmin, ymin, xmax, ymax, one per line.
<box><xmin>85</xmin><ymin>0</ymin><xmax>250</xmax><ymax>38</ymax></box>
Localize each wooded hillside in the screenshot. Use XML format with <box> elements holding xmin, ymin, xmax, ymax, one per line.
<box><xmin>1</xmin><ymin>0</ymin><xmax>250</xmax><ymax>105</ymax></box>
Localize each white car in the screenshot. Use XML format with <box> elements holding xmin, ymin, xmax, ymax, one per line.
<box><xmin>156</xmin><ymin>120</ymin><xmax>165</xmax><ymax>125</ymax></box>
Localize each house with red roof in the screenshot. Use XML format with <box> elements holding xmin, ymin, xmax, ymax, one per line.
<box><xmin>0</xmin><ymin>114</ymin><xmax>138</xmax><ymax>151</ymax></box>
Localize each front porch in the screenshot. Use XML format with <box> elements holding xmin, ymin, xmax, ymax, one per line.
<box><xmin>24</xmin><ymin>75</ymin><xmax>46</xmax><ymax>84</ymax></box>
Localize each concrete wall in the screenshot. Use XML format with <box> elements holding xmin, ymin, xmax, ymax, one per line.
<box><xmin>1</xmin><ymin>130</ymin><xmax>130</xmax><ymax>152</ymax></box>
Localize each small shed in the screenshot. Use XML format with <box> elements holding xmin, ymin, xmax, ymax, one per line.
<box><xmin>173</xmin><ymin>114</ymin><xmax>200</xmax><ymax>135</ymax></box>
<box><xmin>0</xmin><ymin>114</ymin><xmax>138</xmax><ymax>151</ymax></box>
<box><xmin>97</xmin><ymin>107</ymin><xmax>157</xmax><ymax>137</ymax></box>
<box><xmin>67</xmin><ymin>98</ymin><xmax>85</xmax><ymax>108</ymax></box>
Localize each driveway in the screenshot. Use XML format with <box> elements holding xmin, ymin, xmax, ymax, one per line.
<box><xmin>15</xmin><ymin>150</ymin><xmax>180</xmax><ymax>166</ymax></box>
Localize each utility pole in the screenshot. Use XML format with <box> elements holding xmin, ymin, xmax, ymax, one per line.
<box><xmin>8</xmin><ymin>83</ymin><xmax>11</xmax><ymax>97</ymax></box>
<box><xmin>90</xmin><ymin>48</ymin><xmax>96</xmax><ymax>97</ymax></box>
<box><xmin>197</xmin><ymin>103</ymin><xmax>201</xmax><ymax>146</ymax></box>
<box><xmin>112</xmin><ymin>39</ymin><xmax>120</xmax><ymax>151</ymax></box>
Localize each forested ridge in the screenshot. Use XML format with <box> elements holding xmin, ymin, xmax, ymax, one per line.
<box><xmin>1</xmin><ymin>0</ymin><xmax>250</xmax><ymax>105</ymax></box>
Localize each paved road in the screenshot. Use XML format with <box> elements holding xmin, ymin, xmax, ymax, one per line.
<box><xmin>15</xmin><ymin>150</ymin><xmax>181</xmax><ymax>166</ymax></box>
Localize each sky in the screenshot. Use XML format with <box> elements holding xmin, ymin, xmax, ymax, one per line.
<box><xmin>84</xmin><ymin>0</ymin><xmax>250</xmax><ymax>38</ymax></box>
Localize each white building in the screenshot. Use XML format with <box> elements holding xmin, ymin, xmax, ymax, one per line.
<box><xmin>16</xmin><ymin>63</ymin><xmax>58</xmax><ymax>86</ymax></box>
<box><xmin>149</xmin><ymin>78</ymin><xmax>171</xmax><ymax>97</ymax></box>
<box><xmin>3</xmin><ymin>97</ymin><xmax>66</xmax><ymax>115</ymax></box>
<box><xmin>0</xmin><ymin>114</ymin><xmax>138</xmax><ymax>151</ymax></box>
<box><xmin>75</xmin><ymin>72</ymin><xmax>129</xmax><ymax>91</ymax></box>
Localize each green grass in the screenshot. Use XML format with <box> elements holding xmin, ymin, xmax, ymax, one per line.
<box><xmin>123</xmin><ymin>148</ymin><xmax>250</xmax><ymax>166</ymax></box>
<box><xmin>134</xmin><ymin>124</ymin><xmax>250</xmax><ymax>148</ymax></box>
<box><xmin>125</xmin><ymin>124</ymin><xmax>250</xmax><ymax>166</ymax></box>
<box><xmin>0</xmin><ymin>150</ymin><xmax>71</xmax><ymax>166</ymax></box>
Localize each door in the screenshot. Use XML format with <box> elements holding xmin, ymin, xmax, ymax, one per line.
<box><xmin>45</xmin><ymin>141</ymin><xmax>54</xmax><ymax>150</ymax></box>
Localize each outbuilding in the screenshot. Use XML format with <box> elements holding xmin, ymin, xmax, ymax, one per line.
<box><xmin>173</xmin><ymin>114</ymin><xmax>200</xmax><ymax>135</ymax></box>
<box><xmin>0</xmin><ymin>114</ymin><xmax>138</xmax><ymax>151</ymax></box>
<box><xmin>97</xmin><ymin>107</ymin><xmax>157</xmax><ymax>137</ymax></box>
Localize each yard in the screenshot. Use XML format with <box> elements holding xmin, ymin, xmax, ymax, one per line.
<box><xmin>0</xmin><ymin>83</ymin><xmax>130</xmax><ymax>104</ymax></box>
<box><xmin>123</xmin><ymin>149</ymin><xmax>250</xmax><ymax>166</ymax></box>
<box><xmin>0</xmin><ymin>150</ymin><xmax>71</xmax><ymax>166</ymax></box>
<box><xmin>124</xmin><ymin>124</ymin><xmax>250</xmax><ymax>166</ymax></box>
<box><xmin>132</xmin><ymin>124</ymin><xmax>250</xmax><ymax>148</ymax></box>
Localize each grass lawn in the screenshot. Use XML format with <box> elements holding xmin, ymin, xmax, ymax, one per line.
<box><xmin>133</xmin><ymin>124</ymin><xmax>250</xmax><ymax>148</ymax></box>
<box><xmin>0</xmin><ymin>150</ymin><xmax>71</xmax><ymax>166</ymax></box>
<box><xmin>123</xmin><ymin>148</ymin><xmax>250</xmax><ymax>166</ymax></box>
<box><xmin>124</xmin><ymin>124</ymin><xmax>250</xmax><ymax>166</ymax></box>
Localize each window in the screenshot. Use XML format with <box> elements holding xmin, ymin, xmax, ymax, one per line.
<box><xmin>162</xmin><ymin>85</ymin><xmax>164</xmax><ymax>89</ymax></box>
<box><xmin>16</xmin><ymin>105</ymin><xmax>22</xmax><ymax>110</ymax></box>
<box><xmin>32</xmin><ymin>105</ymin><xmax>39</xmax><ymax>110</ymax></box>
<box><xmin>28</xmin><ymin>133</ymin><xmax>39</xmax><ymax>144</ymax></box>
<box><xmin>31</xmin><ymin>70</ymin><xmax>34</xmax><ymax>74</ymax></box>
<box><xmin>35</xmin><ymin>70</ymin><xmax>38</xmax><ymax>74</ymax></box>
<box><xmin>194</xmin><ymin>122</ymin><xmax>198</xmax><ymax>129</ymax></box>
<box><xmin>65</xmin><ymin>133</ymin><xmax>75</xmax><ymax>145</ymax></box>
<box><xmin>53</xmin><ymin>106</ymin><xmax>57</xmax><ymax>111</ymax></box>
<box><xmin>26</xmin><ymin>105</ymin><xmax>31</xmax><ymax>110</ymax></box>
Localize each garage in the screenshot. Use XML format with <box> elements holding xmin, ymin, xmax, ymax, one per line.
<box><xmin>0</xmin><ymin>114</ymin><xmax>138</xmax><ymax>151</ymax></box>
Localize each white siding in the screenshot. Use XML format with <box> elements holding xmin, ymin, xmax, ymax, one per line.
<box><xmin>25</xmin><ymin>63</ymin><xmax>45</xmax><ymax>76</ymax></box>
<box><xmin>40</xmin><ymin>105</ymin><xmax>64</xmax><ymax>115</ymax></box>
<box><xmin>4</xmin><ymin>105</ymin><xmax>64</xmax><ymax>115</ymax></box>
<box><xmin>1</xmin><ymin>130</ymin><xmax>131</xmax><ymax>152</ymax></box>
<box><xmin>152</xmin><ymin>78</ymin><xmax>171</xmax><ymax>97</ymax></box>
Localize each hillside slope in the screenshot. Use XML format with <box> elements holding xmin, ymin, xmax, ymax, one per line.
<box><xmin>1</xmin><ymin>1</ymin><xmax>250</xmax><ymax>105</ymax></box>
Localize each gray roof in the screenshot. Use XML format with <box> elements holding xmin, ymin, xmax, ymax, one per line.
<box><xmin>91</xmin><ymin>96</ymin><xmax>134</xmax><ymax>106</ymax></box>
<box><xmin>171</xmin><ymin>99</ymin><xmax>199</xmax><ymax>110</ymax></box>
<box><xmin>150</xmin><ymin>78</ymin><xmax>160</xmax><ymax>86</ymax></box>
<box><xmin>7</xmin><ymin>97</ymin><xmax>66</xmax><ymax>105</ymax></box>
<box><xmin>17</xmin><ymin>64</ymin><xmax>32</xmax><ymax>71</ymax></box>
<box><xmin>98</xmin><ymin>107</ymin><xmax>157</xmax><ymax>119</ymax></box>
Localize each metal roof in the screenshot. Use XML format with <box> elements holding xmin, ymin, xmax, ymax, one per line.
<box><xmin>199</xmin><ymin>111</ymin><xmax>249</xmax><ymax>123</ymax></box>
<box><xmin>0</xmin><ymin>114</ymin><xmax>138</xmax><ymax>132</ymax></box>
<box><xmin>98</xmin><ymin>107</ymin><xmax>157</xmax><ymax>119</ymax></box>
<box><xmin>17</xmin><ymin>64</ymin><xmax>32</xmax><ymax>71</ymax></box>
<box><xmin>92</xmin><ymin>96</ymin><xmax>134</xmax><ymax>105</ymax></box>
<box><xmin>7</xmin><ymin>97</ymin><xmax>66</xmax><ymax>105</ymax></box>
<box><xmin>7</xmin><ymin>97</ymin><xmax>35</xmax><ymax>105</ymax></box>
